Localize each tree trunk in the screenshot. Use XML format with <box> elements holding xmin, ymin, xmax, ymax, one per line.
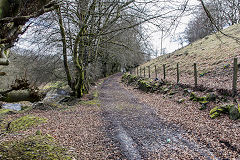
<box><xmin>72</xmin><ymin>28</ymin><xmax>89</xmax><ymax>98</ymax></box>
<box><xmin>57</xmin><ymin>7</ymin><xmax>73</xmax><ymax>89</ymax></box>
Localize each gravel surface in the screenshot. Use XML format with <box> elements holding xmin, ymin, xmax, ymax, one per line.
<box><xmin>99</xmin><ymin>73</ymin><xmax>222</xmax><ymax>159</ymax></box>
<box><xmin>120</xmin><ymin>75</ymin><xmax>240</xmax><ymax>159</ymax></box>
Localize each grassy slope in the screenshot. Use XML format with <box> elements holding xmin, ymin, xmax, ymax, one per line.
<box><xmin>141</xmin><ymin>24</ymin><xmax>240</xmax><ymax>89</ymax></box>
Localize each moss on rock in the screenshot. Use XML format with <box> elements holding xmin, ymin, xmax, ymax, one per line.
<box><xmin>169</xmin><ymin>90</ymin><xmax>177</xmax><ymax>95</ymax></box>
<box><xmin>209</xmin><ymin>104</ymin><xmax>233</xmax><ymax>119</ymax></box>
<box><xmin>122</xmin><ymin>73</ymin><xmax>140</xmax><ymax>84</ymax></box>
<box><xmin>190</xmin><ymin>92</ymin><xmax>207</xmax><ymax>102</ymax></box>
<box><xmin>138</xmin><ymin>79</ymin><xmax>152</xmax><ymax>92</ymax></box>
<box><xmin>0</xmin><ymin>134</ymin><xmax>72</xmax><ymax>160</ymax></box>
<box><xmin>229</xmin><ymin>105</ymin><xmax>240</xmax><ymax>120</ymax></box>
<box><xmin>0</xmin><ymin>108</ymin><xmax>12</xmax><ymax>116</ymax></box>
<box><xmin>79</xmin><ymin>99</ymin><xmax>100</xmax><ymax>106</ymax></box>
<box><xmin>93</xmin><ymin>90</ymin><xmax>98</xmax><ymax>98</ymax></box>
<box><xmin>42</xmin><ymin>81</ymin><xmax>68</xmax><ymax>90</ymax></box>
<box><xmin>206</xmin><ymin>93</ymin><xmax>217</xmax><ymax>102</ymax></box>
<box><xmin>8</xmin><ymin>115</ymin><xmax>47</xmax><ymax>132</ymax></box>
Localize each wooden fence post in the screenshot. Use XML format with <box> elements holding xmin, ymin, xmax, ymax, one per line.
<box><xmin>155</xmin><ymin>65</ymin><xmax>157</xmax><ymax>79</ymax></box>
<box><xmin>232</xmin><ymin>58</ymin><xmax>238</xmax><ymax>96</ymax></box>
<box><xmin>177</xmin><ymin>63</ymin><xmax>179</xmax><ymax>84</ymax></box>
<box><xmin>194</xmin><ymin>63</ymin><xmax>197</xmax><ymax>87</ymax></box>
<box><xmin>163</xmin><ymin>64</ymin><xmax>166</xmax><ymax>79</ymax></box>
<box><xmin>144</xmin><ymin>67</ymin><xmax>146</xmax><ymax>77</ymax></box>
<box><xmin>137</xmin><ymin>67</ymin><xmax>139</xmax><ymax>76</ymax></box>
<box><xmin>140</xmin><ymin>68</ymin><xmax>142</xmax><ymax>77</ymax></box>
<box><xmin>148</xmin><ymin>66</ymin><xmax>150</xmax><ymax>78</ymax></box>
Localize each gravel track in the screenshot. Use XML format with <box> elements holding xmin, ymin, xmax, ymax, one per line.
<box><xmin>99</xmin><ymin>73</ymin><xmax>217</xmax><ymax>159</ymax></box>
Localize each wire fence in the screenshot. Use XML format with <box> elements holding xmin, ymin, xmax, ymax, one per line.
<box><xmin>130</xmin><ymin>58</ymin><xmax>239</xmax><ymax>96</ymax></box>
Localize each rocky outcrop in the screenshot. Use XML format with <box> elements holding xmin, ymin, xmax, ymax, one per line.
<box><xmin>229</xmin><ymin>105</ymin><xmax>240</xmax><ymax>120</ymax></box>
<box><xmin>209</xmin><ymin>104</ymin><xmax>240</xmax><ymax>120</ymax></box>
<box><xmin>33</xmin><ymin>88</ymin><xmax>71</xmax><ymax>110</ymax></box>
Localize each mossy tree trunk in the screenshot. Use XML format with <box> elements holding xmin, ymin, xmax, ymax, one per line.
<box><xmin>57</xmin><ymin>6</ymin><xmax>91</xmax><ymax>98</ymax></box>
<box><xmin>0</xmin><ymin>0</ymin><xmax>56</xmax><ymax>66</ymax></box>
<box><xmin>56</xmin><ymin>0</ymin><xmax>135</xmax><ymax>97</ymax></box>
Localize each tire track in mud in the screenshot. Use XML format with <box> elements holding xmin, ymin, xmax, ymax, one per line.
<box><xmin>99</xmin><ymin>73</ymin><xmax>217</xmax><ymax>160</ymax></box>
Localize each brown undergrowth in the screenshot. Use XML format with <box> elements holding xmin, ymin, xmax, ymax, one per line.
<box><xmin>0</xmin><ymin>81</ymin><xmax>121</xmax><ymax>159</ymax></box>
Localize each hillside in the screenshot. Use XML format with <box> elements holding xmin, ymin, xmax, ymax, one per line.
<box><xmin>141</xmin><ymin>24</ymin><xmax>240</xmax><ymax>90</ymax></box>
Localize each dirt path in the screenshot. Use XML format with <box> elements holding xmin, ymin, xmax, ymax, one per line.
<box><xmin>99</xmin><ymin>73</ymin><xmax>217</xmax><ymax>159</ymax></box>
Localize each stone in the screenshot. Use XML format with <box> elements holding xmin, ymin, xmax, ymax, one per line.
<box><xmin>163</xmin><ymin>88</ymin><xmax>169</xmax><ymax>93</ymax></box>
<box><xmin>206</xmin><ymin>93</ymin><xmax>217</xmax><ymax>102</ymax></box>
<box><xmin>223</xmin><ymin>64</ymin><xmax>230</xmax><ymax>69</ymax></box>
<box><xmin>3</xmin><ymin>90</ymin><xmax>31</xmax><ymax>102</ymax></box>
<box><xmin>166</xmin><ymin>138</ymin><xmax>171</xmax><ymax>143</ymax></box>
<box><xmin>34</xmin><ymin>88</ymin><xmax>70</xmax><ymax>110</ymax></box>
<box><xmin>199</xmin><ymin>104</ymin><xmax>207</xmax><ymax>110</ymax></box>
<box><xmin>33</xmin><ymin>102</ymin><xmax>46</xmax><ymax>110</ymax></box>
<box><xmin>184</xmin><ymin>89</ymin><xmax>191</xmax><ymax>94</ymax></box>
<box><xmin>209</xmin><ymin>104</ymin><xmax>234</xmax><ymax>119</ymax></box>
<box><xmin>169</xmin><ymin>90</ymin><xmax>177</xmax><ymax>95</ymax></box>
<box><xmin>229</xmin><ymin>105</ymin><xmax>240</xmax><ymax>120</ymax></box>
<box><xmin>43</xmin><ymin>89</ymin><xmax>70</xmax><ymax>104</ymax></box>
<box><xmin>177</xmin><ymin>99</ymin><xmax>185</xmax><ymax>103</ymax></box>
<box><xmin>189</xmin><ymin>92</ymin><xmax>196</xmax><ymax>101</ymax></box>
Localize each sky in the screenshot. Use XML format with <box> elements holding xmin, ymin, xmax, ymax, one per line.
<box><xmin>146</xmin><ymin>0</ymin><xmax>200</xmax><ymax>56</ymax></box>
<box><xmin>15</xmin><ymin>0</ymin><xmax>201</xmax><ymax>57</ymax></box>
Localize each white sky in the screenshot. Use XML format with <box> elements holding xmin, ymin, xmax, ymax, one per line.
<box><xmin>147</xmin><ymin>0</ymin><xmax>200</xmax><ymax>55</ymax></box>
<box><xmin>15</xmin><ymin>0</ymin><xmax>201</xmax><ymax>57</ymax></box>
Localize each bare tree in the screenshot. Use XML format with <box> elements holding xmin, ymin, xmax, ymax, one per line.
<box><xmin>0</xmin><ymin>0</ymin><xmax>57</xmax><ymax>66</ymax></box>
<box><xmin>4</xmin><ymin>0</ymin><xmax>192</xmax><ymax>97</ymax></box>
<box><xmin>186</xmin><ymin>0</ymin><xmax>240</xmax><ymax>43</ymax></box>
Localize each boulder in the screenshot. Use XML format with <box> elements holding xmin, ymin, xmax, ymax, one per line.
<box><xmin>34</xmin><ymin>88</ymin><xmax>70</xmax><ymax>110</ymax></box>
<box><xmin>169</xmin><ymin>90</ymin><xmax>177</xmax><ymax>95</ymax></box>
<box><xmin>209</xmin><ymin>105</ymin><xmax>232</xmax><ymax>119</ymax></box>
<box><xmin>206</xmin><ymin>93</ymin><xmax>217</xmax><ymax>102</ymax></box>
<box><xmin>0</xmin><ymin>89</ymin><xmax>41</xmax><ymax>103</ymax></box>
<box><xmin>199</xmin><ymin>104</ymin><xmax>207</xmax><ymax>110</ymax></box>
<box><xmin>199</xmin><ymin>101</ymin><xmax>208</xmax><ymax>110</ymax></box>
<box><xmin>43</xmin><ymin>89</ymin><xmax>70</xmax><ymax>103</ymax></box>
<box><xmin>229</xmin><ymin>105</ymin><xmax>240</xmax><ymax>120</ymax></box>
<box><xmin>209</xmin><ymin>104</ymin><xmax>237</xmax><ymax>119</ymax></box>
<box><xmin>138</xmin><ymin>80</ymin><xmax>152</xmax><ymax>92</ymax></box>
<box><xmin>2</xmin><ymin>90</ymin><xmax>31</xmax><ymax>102</ymax></box>
<box><xmin>177</xmin><ymin>99</ymin><xmax>185</xmax><ymax>104</ymax></box>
